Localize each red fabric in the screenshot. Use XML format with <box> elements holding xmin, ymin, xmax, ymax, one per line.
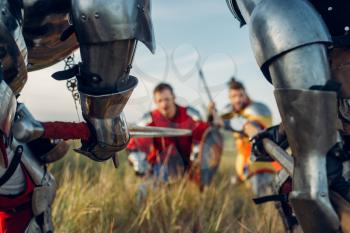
<box><xmin>0</xmin><ymin>166</ymin><xmax>35</xmax><ymax>233</ymax></box>
<box><xmin>280</xmin><ymin>178</ymin><xmax>292</xmax><ymax>194</ymax></box>
<box><xmin>127</xmin><ymin>106</ymin><xmax>209</xmax><ymax>166</ymax></box>
<box><xmin>42</xmin><ymin>121</ymin><xmax>91</xmax><ymax>141</ymax></box>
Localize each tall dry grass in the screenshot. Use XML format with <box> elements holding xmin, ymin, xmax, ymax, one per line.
<box><xmin>49</xmin><ymin>140</ymin><xmax>283</xmax><ymax>233</ymax></box>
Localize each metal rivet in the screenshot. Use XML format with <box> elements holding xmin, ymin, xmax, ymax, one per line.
<box><xmin>137</xmin><ymin>4</ymin><xmax>144</xmax><ymax>12</ymax></box>
<box><xmin>81</xmin><ymin>14</ymin><xmax>87</xmax><ymax>21</ymax></box>
<box><xmin>94</xmin><ymin>13</ymin><xmax>100</xmax><ymax>19</ymax></box>
<box><xmin>328</xmin><ymin>7</ymin><xmax>333</xmax><ymax>11</ymax></box>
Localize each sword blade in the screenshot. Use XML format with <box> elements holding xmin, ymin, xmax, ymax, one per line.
<box><xmin>129</xmin><ymin>125</ymin><xmax>192</xmax><ymax>138</ymax></box>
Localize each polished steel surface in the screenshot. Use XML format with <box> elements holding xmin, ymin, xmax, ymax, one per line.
<box><xmin>0</xmin><ymin>81</ymin><xmax>17</xmax><ymax>136</ymax></box>
<box><xmin>275</xmin><ymin>89</ymin><xmax>340</xmax><ymax>233</ymax></box>
<box><xmin>88</xmin><ymin>113</ymin><xmax>130</xmax><ymax>149</ymax></box>
<box><xmin>71</xmin><ymin>0</ymin><xmax>155</xmax><ymax>52</ymax></box>
<box><xmin>128</xmin><ymin>125</ymin><xmax>192</xmax><ymax>138</ymax></box>
<box><xmin>269</xmin><ymin>44</ymin><xmax>330</xmax><ymax>89</ymax></box>
<box><xmin>12</xmin><ymin>103</ymin><xmax>44</xmax><ymax>143</ymax></box>
<box><xmin>75</xmin><ymin>113</ymin><xmax>131</xmax><ymax>161</ymax></box>
<box><xmin>79</xmin><ymin>75</ymin><xmax>138</xmax><ymax>118</ymax></box>
<box><xmin>78</xmin><ymin>40</ymin><xmax>137</xmax><ymax>94</ymax></box>
<box><xmin>226</xmin><ymin>0</ymin><xmax>245</xmax><ymax>25</ymax></box>
<box><xmin>236</xmin><ymin>0</ymin><xmax>261</xmax><ymax>23</ymax></box>
<box><xmin>249</xmin><ymin>0</ymin><xmax>331</xmax><ymax>77</ymax></box>
<box><xmin>262</xmin><ymin>138</ymin><xmax>293</xmax><ymax>175</ymax></box>
<box><xmin>78</xmin><ymin>75</ymin><xmax>138</xmax><ymax>161</ymax></box>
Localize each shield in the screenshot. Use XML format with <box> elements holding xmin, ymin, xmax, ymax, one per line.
<box><xmin>194</xmin><ymin>127</ymin><xmax>223</xmax><ymax>187</ymax></box>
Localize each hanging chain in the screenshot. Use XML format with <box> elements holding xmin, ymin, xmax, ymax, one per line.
<box><xmin>64</xmin><ymin>54</ymin><xmax>81</xmax><ymax>121</ymax></box>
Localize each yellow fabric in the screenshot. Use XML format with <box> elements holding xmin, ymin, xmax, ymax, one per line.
<box><xmin>223</xmin><ymin>104</ymin><xmax>281</xmax><ymax>181</ymax></box>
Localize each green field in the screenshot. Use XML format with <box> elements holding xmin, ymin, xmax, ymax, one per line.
<box><xmin>49</xmin><ymin>138</ymin><xmax>283</xmax><ymax>233</ymax></box>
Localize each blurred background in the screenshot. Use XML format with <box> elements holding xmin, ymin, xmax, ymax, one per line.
<box><xmin>19</xmin><ymin>0</ymin><xmax>279</xmax><ymax>124</ymax></box>
<box><xmin>20</xmin><ymin>1</ymin><xmax>285</xmax><ymax>232</ymax></box>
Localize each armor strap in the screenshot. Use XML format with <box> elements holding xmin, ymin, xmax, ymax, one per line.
<box><xmin>0</xmin><ymin>145</ymin><xmax>23</xmax><ymax>187</ymax></box>
<box><xmin>253</xmin><ymin>193</ymin><xmax>288</xmax><ymax>205</ymax></box>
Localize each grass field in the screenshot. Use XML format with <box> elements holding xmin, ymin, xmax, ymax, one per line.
<box><xmin>49</xmin><ymin>137</ymin><xmax>284</xmax><ymax>233</ymax></box>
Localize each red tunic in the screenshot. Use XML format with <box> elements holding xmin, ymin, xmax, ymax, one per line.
<box><xmin>127</xmin><ymin>106</ymin><xmax>209</xmax><ymax>167</ymax></box>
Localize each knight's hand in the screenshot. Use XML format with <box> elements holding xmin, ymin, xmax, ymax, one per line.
<box><xmin>251</xmin><ymin>124</ymin><xmax>288</xmax><ymax>161</ymax></box>
<box><xmin>128</xmin><ymin>151</ymin><xmax>149</xmax><ymax>176</ymax></box>
<box><xmin>223</xmin><ymin>115</ymin><xmax>248</xmax><ymax>132</ymax></box>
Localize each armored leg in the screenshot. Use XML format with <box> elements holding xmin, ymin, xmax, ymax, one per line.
<box><xmin>70</xmin><ymin>0</ymin><xmax>155</xmax><ymax>161</ymax></box>
<box><xmin>18</xmin><ymin>139</ymin><xmax>57</xmax><ymax>233</ymax></box>
<box><xmin>274</xmin><ymin>89</ymin><xmax>339</xmax><ymax>233</ymax></box>
<box><xmin>270</xmin><ymin>44</ymin><xmax>341</xmax><ymax>233</ymax></box>
<box><xmin>232</xmin><ymin>0</ymin><xmax>341</xmax><ymax>232</ymax></box>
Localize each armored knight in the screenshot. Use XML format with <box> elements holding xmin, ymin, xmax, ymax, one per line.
<box><xmin>208</xmin><ymin>77</ymin><xmax>281</xmax><ymax>196</ymax></box>
<box><xmin>227</xmin><ymin>0</ymin><xmax>350</xmax><ymax>232</ymax></box>
<box><xmin>0</xmin><ymin>0</ymin><xmax>157</xmax><ymax>232</ymax></box>
<box><xmin>0</xmin><ymin>75</ymin><xmax>93</xmax><ymax>233</ymax></box>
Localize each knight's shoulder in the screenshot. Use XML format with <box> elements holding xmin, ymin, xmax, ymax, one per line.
<box><xmin>244</xmin><ymin>102</ymin><xmax>271</xmax><ymax>118</ymax></box>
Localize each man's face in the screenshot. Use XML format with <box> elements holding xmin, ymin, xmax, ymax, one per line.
<box><xmin>154</xmin><ymin>89</ymin><xmax>176</xmax><ymax>118</ymax></box>
<box><xmin>229</xmin><ymin>88</ymin><xmax>247</xmax><ymax>112</ymax></box>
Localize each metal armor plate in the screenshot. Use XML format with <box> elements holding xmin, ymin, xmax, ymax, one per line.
<box><xmin>249</xmin><ymin>0</ymin><xmax>331</xmax><ymax>79</ymax></box>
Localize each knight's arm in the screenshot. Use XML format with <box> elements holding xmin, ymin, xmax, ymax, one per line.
<box><xmin>66</xmin><ymin>0</ymin><xmax>155</xmax><ymax>161</ymax></box>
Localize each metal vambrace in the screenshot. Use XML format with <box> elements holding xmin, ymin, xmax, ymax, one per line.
<box><xmin>236</xmin><ymin>0</ymin><xmax>331</xmax><ymax>82</ymax></box>
<box><xmin>75</xmin><ymin>76</ymin><xmax>138</xmax><ymax>161</ymax></box>
<box><xmin>275</xmin><ymin>89</ymin><xmax>340</xmax><ymax>233</ymax></box>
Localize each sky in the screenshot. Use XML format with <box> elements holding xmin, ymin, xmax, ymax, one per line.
<box><xmin>20</xmin><ymin>0</ymin><xmax>280</xmax><ymax>124</ymax></box>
